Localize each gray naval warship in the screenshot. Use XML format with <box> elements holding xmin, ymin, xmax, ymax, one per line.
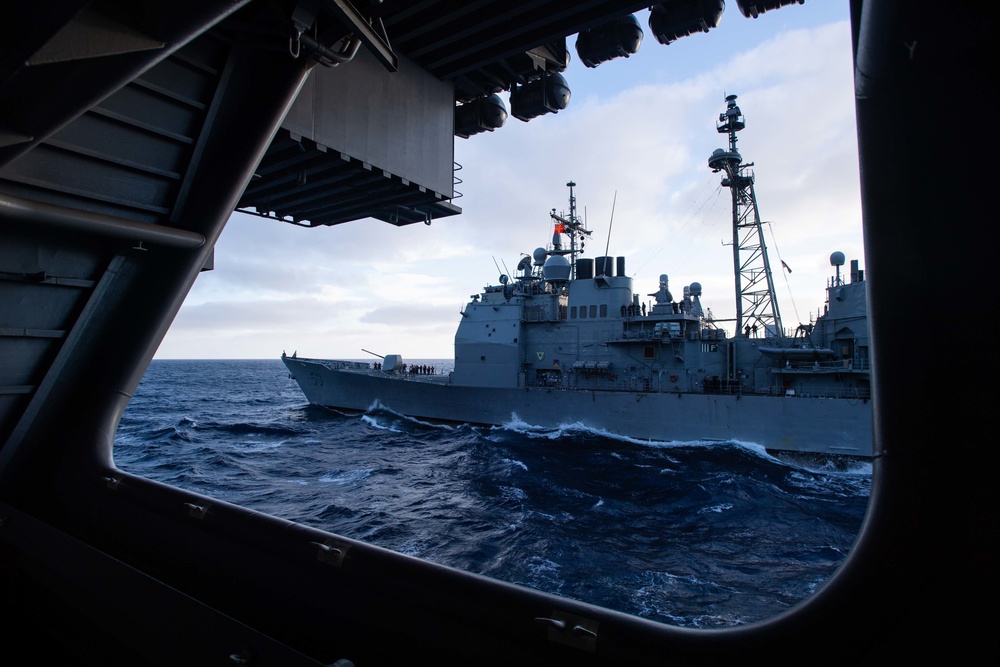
<box><xmin>284</xmin><ymin>96</ymin><xmax>871</xmax><ymax>457</ymax></box>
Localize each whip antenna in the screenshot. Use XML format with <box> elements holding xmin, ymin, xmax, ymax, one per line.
<box><xmin>603</xmin><ymin>190</ymin><xmax>617</xmax><ymax>259</ymax></box>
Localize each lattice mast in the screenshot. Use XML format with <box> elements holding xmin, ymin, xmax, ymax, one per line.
<box><xmin>708</xmin><ymin>94</ymin><xmax>783</xmax><ymax>337</ymax></box>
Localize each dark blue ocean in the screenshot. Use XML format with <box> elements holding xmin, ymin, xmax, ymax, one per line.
<box><xmin>113</xmin><ymin>359</ymin><xmax>871</xmax><ymax>629</ymax></box>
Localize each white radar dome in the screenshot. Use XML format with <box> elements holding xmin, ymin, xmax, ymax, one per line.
<box><xmin>542</xmin><ymin>254</ymin><xmax>571</xmax><ymax>282</ymax></box>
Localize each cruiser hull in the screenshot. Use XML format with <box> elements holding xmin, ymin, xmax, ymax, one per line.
<box><xmin>284</xmin><ymin>358</ymin><xmax>872</xmax><ymax>457</ymax></box>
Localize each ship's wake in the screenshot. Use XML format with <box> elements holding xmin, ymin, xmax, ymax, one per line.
<box><xmin>493</xmin><ymin>413</ymin><xmax>769</xmax><ymax>453</ymax></box>
<box><xmin>360</xmin><ymin>400</ymin><xmax>463</xmax><ymax>433</ymax></box>
<box><xmin>484</xmin><ymin>413</ymin><xmax>870</xmax><ymax>476</ymax></box>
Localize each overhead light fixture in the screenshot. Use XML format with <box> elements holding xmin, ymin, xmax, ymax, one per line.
<box><xmin>648</xmin><ymin>0</ymin><xmax>725</xmax><ymax>46</ymax></box>
<box><xmin>455</xmin><ymin>94</ymin><xmax>508</xmax><ymax>139</ymax></box>
<box><xmin>575</xmin><ymin>14</ymin><xmax>643</xmax><ymax>68</ymax></box>
<box><xmin>736</xmin><ymin>0</ymin><xmax>804</xmax><ymax>19</ymax></box>
<box><xmin>509</xmin><ymin>72</ymin><xmax>571</xmax><ymax>122</ymax></box>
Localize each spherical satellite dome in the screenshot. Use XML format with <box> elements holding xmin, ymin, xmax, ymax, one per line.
<box><xmin>533</xmin><ymin>247</ymin><xmax>548</xmax><ymax>266</ymax></box>
<box><xmin>543</xmin><ymin>254</ymin><xmax>571</xmax><ymax>282</ymax></box>
<box><xmin>830</xmin><ymin>251</ymin><xmax>846</xmax><ymax>267</ymax></box>
<box><xmin>689</xmin><ymin>282</ymin><xmax>702</xmax><ymax>296</ymax></box>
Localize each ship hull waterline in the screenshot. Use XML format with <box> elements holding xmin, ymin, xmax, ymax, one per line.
<box><xmin>284</xmin><ymin>357</ymin><xmax>872</xmax><ymax>458</ymax></box>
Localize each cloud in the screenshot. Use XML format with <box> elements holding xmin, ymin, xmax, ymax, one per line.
<box><xmin>170</xmin><ymin>297</ymin><xmax>355</xmax><ymax>331</ymax></box>
<box><xmin>360</xmin><ymin>304</ymin><xmax>460</xmax><ymax>326</ymax></box>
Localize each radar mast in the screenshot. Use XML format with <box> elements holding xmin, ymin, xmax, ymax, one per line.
<box><xmin>708</xmin><ymin>94</ymin><xmax>783</xmax><ymax>337</ymax></box>
<box><xmin>550</xmin><ymin>180</ymin><xmax>591</xmax><ymax>279</ymax></box>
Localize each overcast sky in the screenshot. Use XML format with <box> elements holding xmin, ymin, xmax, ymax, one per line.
<box><xmin>155</xmin><ymin>1</ymin><xmax>862</xmax><ymax>360</ymax></box>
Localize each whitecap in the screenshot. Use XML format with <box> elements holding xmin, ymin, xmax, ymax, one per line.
<box><xmin>500</xmin><ymin>457</ymin><xmax>528</xmax><ymax>471</ymax></box>
<box><xmin>319</xmin><ymin>468</ymin><xmax>373</xmax><ymax>485</ymax></box>
<box><xmin>361</xmin><ymin>414</ymin><xmax>402</xmax><ymax>433</ymax></box>
<box><xmin>499</xmin><ymin>485</ymin><xmax>527</xmax><ymax>501</ymax></box>
<box><xmin>698</xmin><ymin>502</ymin><xmax>734</xmax><ymax>514</ymax></box>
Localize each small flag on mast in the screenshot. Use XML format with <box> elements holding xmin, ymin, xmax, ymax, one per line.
<box><xmin>781</xmin><ymin>260</ymin><xmax>792</xmax><ymax>273</ymax></box>
<box><xmin>554</xmin><ymin>223</ymin><xmax>565</xmax><ymax>234</ymax></box>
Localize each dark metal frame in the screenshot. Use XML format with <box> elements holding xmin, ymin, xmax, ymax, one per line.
<box><xmin>0</xmin><ymin>1</ymin><xmax>994</xmax><ymax>665</ymax></box>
